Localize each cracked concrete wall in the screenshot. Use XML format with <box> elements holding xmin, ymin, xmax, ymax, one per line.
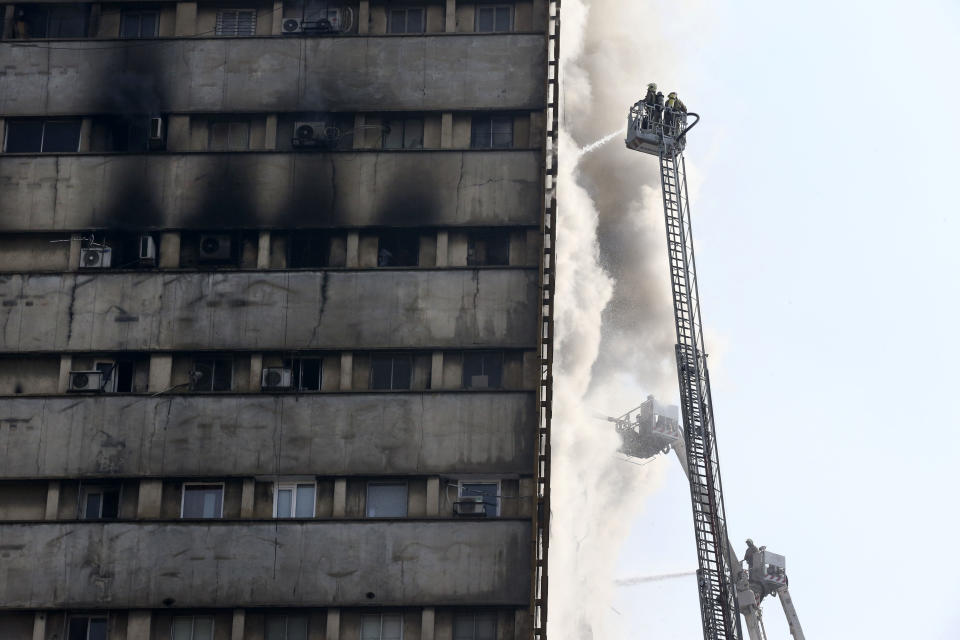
<box><xmin>0</xmin><ymin>151</ymin><xmax>542</xmax><ymax>231</ymax></box>
<box><xmin>0</xmin><ymin>392</ymin><xmax>535</xmax><ymax>478</ymax></box>
<box><xmin>0</xmin><ymin>270</ymin><xmax>538</xmax><ymax>352</ymax></box>
<box><xmin>0</xmin><ymin>520</ymin><xmax>531</xmax><ymax>608</ymax></box>
<box><xmin>0</xmin><ymin>35</ymin><xmax>546</xmax><ymax>116</ymax></box>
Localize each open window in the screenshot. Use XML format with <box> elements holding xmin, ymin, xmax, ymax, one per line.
<box><xmin>68</xmin><ymin>616</ymin><xmax>108</xmax><ymax>640</ymax></box>
<box><xmin>462</xmin><ymin>352</ymin><xmax>503</xmax><ymax>389</ymax></box>
<box><xmin>79</xmin><ymin>484</ymin><xmax>121</xmax><ymax>520</ymax></box>
<box><xmin>377</xmin><ymin>230</ymin><xmax>420</xmax><ymax>267</ymax></box>
<box><xmin>467</xmin><ymin>230</ymin><xmax>510</xmax><ymax>266</ymax></box>
<box><xmin>458</xmin><ymin>481</ymin><xmax>499</xmax><ymax>516</ymax></box>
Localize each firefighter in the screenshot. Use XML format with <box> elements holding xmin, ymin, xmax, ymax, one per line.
<box><xmin>642</xmin><ymin>82</ymin><xmax>657</xmax><ymax>129</ymax></box>
<box><xmin>654</xmin><ymin>91</ymin><xmax>665</xmax><ymax>128</ymax></box>
<box><xmin>744</xmin><ymin>539</ymin><xmax>759</xmax><ymax>568</ymax></box>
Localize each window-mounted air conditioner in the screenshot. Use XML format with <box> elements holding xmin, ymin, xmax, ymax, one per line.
<box><xmin>68</xmin><ymin>370</ymin><xmax>106</xmax><ymax>392</ymax></box>
<box><xmin>281</xmin><ymin>18</ymin><xmax>304</xmax><ymax>33</ymax></box>
<box><xmin>261</xmin><ymin>367</ymin><xmax>293</xmax><ymax>390</ymax></box>
<box><xmin>79</xmin><ymin>247</ymin><xmax>112</xmax><ymax>269</ymax></box>
<box><xmin>198</xmin><ymin>234</ymin><xmax>232</xmax><ymax>261</ymax></box>
<box><xmin>453</xmin><ymin>495</ymin><xmax>487</xmax><ymax>516</ymax></box>
<box><xmin>139</xmin><ymin>235</ymin><xmax>157</xmax><ymax>264</ymax></box>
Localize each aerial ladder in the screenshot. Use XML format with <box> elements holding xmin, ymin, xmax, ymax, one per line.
<box><xmin>621</xmin><ymin>92</ymin><xmax>804</xmax><ymax>640</ymax></box>
<box><xmin>604</xmin><ymin>399</ymin><xmax>805</xmax><ymax>640</ymax></box>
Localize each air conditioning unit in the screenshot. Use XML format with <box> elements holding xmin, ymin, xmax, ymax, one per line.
<box><xmin>292</xmin><ymin>121</ymin><xmax>338</xmax><ymax>149</ymax></box>
<box><xmin>283</xmin><ymin>9</ymin><xmax>342</xmax><ymax>34</ymax></box>
<box><xmin>139</xmin><ymin>235</ymin><xmax>157</xmax><ymax>264</ymax></box>
<box><xmin>198</xmin><ymin>234</ymin><xmax>232</xmax><ymax>261</ymax></box>
<box><xmin>281</xmin><ymin>18</ymin><xmax>303</xmax><ymax>33</ymax></box>
<box><xmin>79</xmin><ymin>247</ymin><xmax>112</xmax><ymax>269</ymax></box>
<box><xmin>68</xmin><ymin>370</ymin><xmax>106</xmax><ymax>392</ymax></box>
<box><xmin>261</xmin><ymin>367</ymin><xmax>293</xmax><ymax>390</ymax></box>
<box><xmin>148</xmin><ymin>116</ymin><xmax>165</xmax><ymax>149</ymax></box>
<box><xmin>453</xmin><ymin>495</ymin><xmax>487</xmax><ymax>516</ymax></box>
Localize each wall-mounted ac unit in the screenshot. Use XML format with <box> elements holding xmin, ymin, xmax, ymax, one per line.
<box><xmin>282</xmin><ymin>9</ymin><xmax>342</xmax><ymax>34</ymax></box>
<box><xmin>79</xmin><ymin>247</ymin><xmax>112</xmax><ymax>269</ymax></box>
<box><xmin>281</xmin><ymin>18</ymin><xmax>303</xmax><ymax>33</ymax></box>
<box><xmin>139</xmin><ymin>235</ymin><xmax>157</xmax><ymax>264</ymax></box>
<box><xmin>198</xmin><ymin>234</ymin><xmax>232</xmax><ymax>261</ymax></box>
<box><xmin>261</xmin><ymin>367</ymin><xmax>293</xmax><ymax>390</ymax></box>
<box><xmin>453</xmin><ymin>495</ymin><xmax>487</xmax><ymax>516</ymax></box>
<box><xmin>292</xmin><ymin>121</ymin><xmax>339</xmax><ymax>149</ymax></box>
<box><xmin>68</xmin><ymin>370</ymin><xmax>105</xmax><ymax>392</ymax></box>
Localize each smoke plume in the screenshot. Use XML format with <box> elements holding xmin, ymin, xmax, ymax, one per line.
<box><xmin>549</xmin><ymin>2</ymin><xmax>713</xmax><ymax>640</ymax></box>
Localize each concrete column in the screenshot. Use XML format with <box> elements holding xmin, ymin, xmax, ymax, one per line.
<box><xmin>231</xmin><ymin>610</ymin><xmax>246</xmax><ymax>640</ymax></box>
<box><xmin>430</xmin><ymin>352</ymin><xmax>444</xmax><ymax>389</ymax></box>
<box><xmin>240</xmin><ymin>478</ymin><xmax>255</xmax><ymax>518</ymax></box>
<box><xmin>426</xmin><ymin>477</ymin><xmax>440</xmax><ymax>517</ymax></box>
<box><xmin>358</xmin><ymin>0</ymin><xmax>370</xmax><ymax>33</ymax></box>
<box><xmin>126</xmin><ymin>611</ymin><xmax>151</xmax><ymax>640</ymax></box>
<box><xmin>68</xmin><ymin>234</ymin><xmax>83</xmax><ymax>271</ymax></box>
<box><xmin>339</xmin><ymin>353</ymin><xmax>353</xmax><ymax>391</ymax></box>
<box><xmin>1</xmin><ymin>6</ymin><xmax>14</xmax><ymax>39</ymax></box>
<box><xmin>444</xmin><ymin>0</ymin><xmax>456</xmax><ymax>32</ymax></box>
<box><xmin>332</xmin><ymin>479</ymin><xmax>347</xmax><ymax>517</ymax></box>
<box><xmin>32</xmin><ymin>613</ymin><xmax>46</xmax><ymax>640</ymax></box>
<box><xmin>440</xmin><ymin>113</ymin><xmax>454</xmax><ymax>149</ymax></box>
<box><xmin>257</xmin><ymin>231</ymin><xmax>271</xmax><ymax>268</ymax></box>
<box><xmin>250</xmin><ymin>353</ymin><xmax>263</xmax><ymax>392</ymax></box>
<box><xmin>353</xmin><ymin>114</ymin><xmax>366</xmax><ymax>150</ymax></box>
<box><xmin>159</xmin><ymin>231</ymin><xmax>181</xmax><ymax>268</ymax></box>
<box><xmin>421</xmin><ymin>608</ymin><xmax>436</xmax><ymax>640</ymax></box>
<box><xmin>58</xmin><ymin>355</ymin><xmax>73</xmax><ymax>393</ymax></box>
<box><xmin>346</xmin><ymin>231</ymin><xmax>360</xmax><ymax>267</ymax></box>
<box><xmin>0</xmin><ymin>117</ymin><xmax>5</xmax><ymax>150</ymax></box>
<box><xmin>271</xmin><ymin>0</ymin><xmax>283</xmax><ymax>34</ymax></box>
<box><xmin>264</xmin><ymin>114</ymin><xmax>278</xmax><ymax>150</ymax></box>
<box><xmin>174</xmin><ymin>1</ymin><xmax>197</xmax><ymax>35</ymax></box>
<box><xmin>137</xmin><ymin>479</ymin><xmax>163</xmax><ymax>518</ymax></box>
<box><xmin>44</xmin><ymin>481</ymin><xmax>60</xmax><ymax>520</ymax></box>
<box><xmin>77</xmin><ymin>117</ymin><xmax>93</xmax><ymax>151</ymax></box>
<box><xmin>326</xmin><ymin>609</ymin><xmax>341</xmax><ymax>640</ymax></box>
<box><xmin>148</xmin><ymin>354</ymin><xmax>173</xmax><ymax>393</ymax></box>
<box><xmin>166</xmin><ymin>115</ymin><xmax>190</xmax><ymax>151</ymax></box>
<box><xmin>435</xmin><ymin>231</ymin><xmax>449</xmax><ymax>267</ymax></box>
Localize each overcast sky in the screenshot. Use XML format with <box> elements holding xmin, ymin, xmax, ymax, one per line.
<box><xmin>577</xmin><ymin>1</ymin><xmax>960</xmax><ymax>638</ymax></box>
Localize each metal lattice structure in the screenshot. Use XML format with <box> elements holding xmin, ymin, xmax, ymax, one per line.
<box><xmin>626</xmin><ymin>102</ymin><xmax>742</xmax><ymax>640</ymax></box>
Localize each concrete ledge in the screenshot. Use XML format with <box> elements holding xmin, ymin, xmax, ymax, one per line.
<box><xmin>0</xmin><ymin>392</ymin><xmax>536</xmax><ymax>478</ymax></box>
<box><xmin>0</xmin><ymin>520</ymin><xmax>531</xmax><ymax>608</ymax></box>
<box><xmin>0</xmin><ymin>34</ymin><xmax>547</xmax><ymax>115</ymax></box>
<box><xmin>0</xmin><ymin>150</ymin><xmax>543</xmax><ymax>231</ymax></box>
<box><xmin>0</xmin><ymin>270</ymin><xmax>539</xmax><ymax>351</ymax></box>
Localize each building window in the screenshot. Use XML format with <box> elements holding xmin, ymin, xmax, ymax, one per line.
<box><xmin>190</xmin><ymin>358</ymin><xmax>233</xmax><ymax>392</ymax></box>
<box><xmin>378</xmin><ymin>230</ymin><xmax>420</xmax><ymax>267</ymax></box>
<box><xmin>172</xmin><ymin>616</ymin><xmax>215</xmax><ymax>640</ymax></box>
<box><xmin>459</xmin><ymin>482</ymin><xmax>499</xmax><ymax>516</ymax></box>
<box><xmin>68</xmin><ymin>616</ymin><xmax>108</xmax><ymax>640</ymax></box>
<box><xmin>370</xmin><ymin>354</ymin><xmax>412</xmax><ymax>390</ymax></box>
<box><xmin>13</xmin><ymin>4</ymin><xmax>89</xmax><ymax>38</ymax></box>
<box><xmin>274</xmin><ymin>482</ymin><xmax>316</xmax><ymax>518</ymax></box>
<box><xmin>79</xmin><ymin>485</ymin><xmax>121</xmax><ymax>520</ymax></box>
<box><xmin>215</xmin><ymin>9</ymin><xmax>257</xmax><ymax>36</ymax></box>
<box><xmin>361</xmin><ymin>614</ymin><xmax>403</xmax><ymax>640</ymax></box>
<box><xmin>470</xmin><ymin>115</ymin><xmax>513</xmax><ymax>149</ymax></box>
<box><xmin>91</xmin><ymin>359</ymin><xmax>135</xmax><ymax>393</ymax></box>
<box><xmin>120</xmin><ymin>10</ymin><xmax>159</xmax><ymax>38</ymax></box>
<box><xmin>462</xmin><ymin>352</ymin><xmax>503</xmax><ymax>389</ymax></box>
<box><xmin>467</xmin><ymin>230</ymin><xmax>510</xmax><ymax>266</ymax></box>
<box><xmin>454</xmin><ymin>613</ymin><xmax>497</xmax><ymax>640</ymax></box>
<box><xmin>388</xmin><ymin>7</ymin><xmax>424</xmax><ymax>33</ymax></box>
<box><xmin>4</xmin><ymin>119</ymin><xmax>82</xmax><ymax>153</ymax></box>
<box><xmin>475</xmin><ymin>5</ymin><xmax>511</xmax><ymax>32</ymax></box>
<box><xmin>288</xmin><ymin>231</ymin><xmax>330</xmax><ymax>268</ymax></box>
<box><xmin>266</xmin><ymin>615</ymin><xmax>309</xmax><ymax>640</ymax></box>
<box><xmin>208</xmin><ymin>120</ymin><xmax>251</xmax><ymax>151</ymax></box>
<box><xmin>286</xmin><ymin>358</ymin><xmax>323</xmax><ymax>391</ymax></box>
<box><xmin>382</xmin><ymin>117</ymin><xmax>424</xmax><ymax>150</ymax></box>
<box><xmin>181</xmin><ymin>484</ymin><xmax>224</xmax><ymax>518</ymax></box>
<box><xmin>366</xmin><ymin>482</ymin><xmax>408</xmax><ymax>518</ymax></box>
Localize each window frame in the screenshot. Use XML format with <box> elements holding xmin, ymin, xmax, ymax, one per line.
<box><xmin>207</xmin><ymin>119</ymin><xmax>252</xmax><ymax>151</ymax></box>
<box><xmin>461</xmin><ymin>351</ymin><xmax>504</xmax><ymax>389</ymax></box>
<box><xmin>273</xmin><ymin>480</ymin><xmax>317</xmax><ymax>518</ymax></box>
<box><xmin>265</xmin><ymin>614</ymin><xmax>309</xmax><ymax>640</ymax></box>
<box><xmin>474</xmin><ymin>4</ymin><xmax>512</xmax><ymax>33</ymax></box>
<box><xmin>190</xmin><ymin>357</ymin><xmax>234</xmax><ymax>392</ymax></box>
<box><xmin>120</xmin><ymin>9</ymin><xmax>160</xmax><ymax>38</ymax></box>
<box><xmin>365</xmin><ymin>481</ymin><xmax>409</xmax><ymax>518</ymax></box>
<box><xmin>215</xmin><ymin>8</ymin><xmax>258</xmax><ymax>36</ymax></box>
<box><xmin>68</xmin><ymin>615</ymin><xmax>109</xmax><ymax>640</ymax></box>
<box><xmin>4</xmin><ymin>118</ymin><xmax>82</xmax><ymax>153</ymax></box>
<box><xmin>453</xmin><ymin>612</ymin><xmax>497</xmax><ymax>640</ymax></box>
<box><xmin>387</xmin><ymin>6</ymin><xmax>425</xmax><ymax>34</ymax></box>
<box><xmin>369</xmin><ymin>353</ymin><xmax>414</xmax><ymax>390</ymax></box>
<box><xmin>381</xmin><ymin>116</ymin><xmax>425</xmax><ymax>150</ymax></box>
<box><xmin>470</xmin><ymin>115</ymin><xmax>514</xmax><ymax>150</ymax></box>
<box><xmin>458</xmin><ymin>480</ymin><xmax>500</xmax><ymax>517</ymax></box>
<box><xmin>171</xmin><ymin>615</ymin><xmax>215</xmax><ymax>640</ymax></box>
<box><xmin>286</xmin><ymin>357</ymin><xmax>323</xmax><ymax>391</ymax></box>
<box><xmin>360</xmin><ymin>613</ymin><xmax>404</xmax><ymax>640</ymax></box>
<box><xmin>180</xmin><ymin>482</ymin><xmax>225</xmax><ymax>519</ymax></box>
<box><xmin>78</xmin><ymin>483</ymin><xmax>122</xmax><ymax>520</ymax></box>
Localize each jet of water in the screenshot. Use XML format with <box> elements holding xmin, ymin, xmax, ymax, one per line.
<box><xmin>614</xmin><ymin>570</ymin><xmax>697</xmax><ymax>586</ymax></box>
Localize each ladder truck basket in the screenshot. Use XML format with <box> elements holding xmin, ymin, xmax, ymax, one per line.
<box><xmin>625</xmin><ymin>101</ymin><xmax>688</xmax><ymax>156</ymax></box>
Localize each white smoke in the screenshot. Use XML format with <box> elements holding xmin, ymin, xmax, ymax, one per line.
<box><xmin>549</xmin><ymin>2</ymin><xmax>714</xmax><ymax>640</ymax></box>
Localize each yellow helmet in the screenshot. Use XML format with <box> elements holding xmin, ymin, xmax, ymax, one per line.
<box><xmin>668</xmin><ymin>92</ymin><xmax>677</xmax><ymax>99</ymax></box>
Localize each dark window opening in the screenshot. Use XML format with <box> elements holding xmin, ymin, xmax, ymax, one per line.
<box><xmin>470</xmin><ymin>115</ymin><xmax>513</xmax><ymax>149</ymax></box>
<box><xmin>378</xmin><ymin>231</ymin><xmax>420</xmax><ymax>267</ymax></box>
<box><xmin>475</xmin><ymin>5</ymin><xmax>511</xmax><ymax>32</ymax></box>
<box><xmin>288</xmin><ymin>231</ymin><xmax>330</xmax><ymax>268</ymax></box>
<box><xmin>97</xmin><ymin>114</ymin><xmax>163</xmax><ymax>152</ymax></box>
<box><xmin>80</xmin><ymin>485</ymin><xmax>120</xmax><ymax>520</ymax></box>
<box><xmin>4</xmin><ymin>119</ymin><xmax>81</xmax><ymax>153</ymax></box>
<box><xmin>463</xmin><ymin>351</ymin><xmax>503</xmax><ymax>389</ymax></box>
<box><xmin>191</xmin><ymin>358</ymin><xmax>233</xmax><ymax>392</ymax></box>
<box><xmin>68</xmin><ymin>617</ymin><xmax>108</xmax><ymax>640</ymax></box>
<box><xmin>13</xmin><ymin>4</ymin><xmax>89</xmax><ymax>38</ymax></box>
<box><xmin>120</xmin><ymin>10</ymin><xmax>158</xmax><ymax>38</ymax></box>
<box><xmin>382</xmin><ymin>117</ymin><xmax>424</xmax><ymax>150</ymax></box>
<box><xmin>467</xmin><ymin>230</ymin><xmax>510</xmax><ymax>266</ymax></box>
<box><xmin>371</xmin><ymin>354</ymin><xmax>412</xmax><ymax>390</ymax></box>
<box><xmin>388</xmin><ymin>7</ymin><xmax>424</xmax><ymax>33</ymax></box>
<box><xmin>285</xmin><ymin>357</ymin><xmax>322</xmax><ymax>391</ymax></box>
<box><xmin>208</xmin><ymin>119</ymin><xmax>251</xmax><ymax>151</ymax></box>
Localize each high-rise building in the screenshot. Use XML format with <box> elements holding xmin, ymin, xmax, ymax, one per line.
<box><xmin>0</xmin><ymin>2</ymin><xmax>557</xmax><ymax>640</ymax></box>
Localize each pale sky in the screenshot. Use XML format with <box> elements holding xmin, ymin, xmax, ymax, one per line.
<box><xmin>600</xmin><ymin>1</ymin><xmax>960</xmax><ymax>638</ymax></box>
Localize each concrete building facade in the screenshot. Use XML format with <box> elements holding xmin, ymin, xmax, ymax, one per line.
<box><xmin>0</xmin><ymin>1</ymin><xmax>557</xmax><ymax>639</ymax></box>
